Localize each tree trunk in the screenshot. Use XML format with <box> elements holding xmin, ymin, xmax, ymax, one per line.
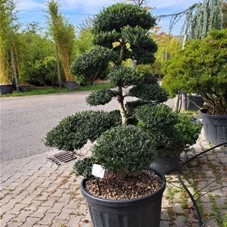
<box><xmin>117</xmin><ymin>86</ymin><xmax>127</xmax><ymax>125</ymax></box>
<box><xmin>56</xmin><ymin>47</ymin><xmax>62</xmax><ymax>88</ymax></box>
<box><xmin>10</xmin><ymin>45</ymin><xmax>19</xmax><ymax>91</ymax></box>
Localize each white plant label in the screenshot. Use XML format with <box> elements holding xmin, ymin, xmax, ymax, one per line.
<box><xmin>92</xmin><ymin>164</ymin><xmax>105</xmax><ymax>178</ymax></box>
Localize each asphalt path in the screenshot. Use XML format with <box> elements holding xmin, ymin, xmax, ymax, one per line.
<box><xmin>0</xmin><ymin>90</ymin><xmax>174</xmax><ymax>162</ymax></box>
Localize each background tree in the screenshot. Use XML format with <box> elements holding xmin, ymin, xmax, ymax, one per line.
<box><xmin>222</xmin><ymin>1</ymin><xmax>227</xmax><ymax>28</ymax></box>
<box><xmin>0</xmin><ymin>0</ymin><xmax>17</xmax><ymax>84</ymax></box>
<box><xmin>16</xmin><ymin>23</ymin><xmax>56</xmax><ymax>85</ymax></box>
<box><xmin>47</xmin><ymin>0</ymin><xmax>76</xmax><ymax>83</ymax></box>
<box><xmin>150</xmin><ymin>32</ymin><xmax>181</xmax><ymax>76</ymax></box>
<box><xmin>181</xmin><ymin>0</ymin><xmax>225</xmax><ymax>40</ymax></box>
<box><xmin>74</xmin><ymin>27</ymin><xmax>94</xmax><ymax>59</ymax></box>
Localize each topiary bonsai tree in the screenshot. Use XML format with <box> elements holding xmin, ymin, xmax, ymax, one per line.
<box><xmin>44</xmin><ymin>2</ymin><xmax>202</xmax><ymax>178</ymax></box>
<box><xmin>162</xmin><ymin>29</ymin><xmax>227</xmax><ymax>115</ymax></box>
<box><xmin>44</xmin><ymin>2</ymin><xmax>168</xmax><ymax>183</ymax></box>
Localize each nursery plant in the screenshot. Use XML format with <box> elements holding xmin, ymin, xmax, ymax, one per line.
<box><xmin>162</xmin><ymin>29</ymin><xmax>227</xmax><ymax>145</ymax></box>
<box><xmin>44</xmin><ymin>3</ymin><xmax>169</xmax><ymax>227</ymax></box>
<box><xmin>162</xmin><ymin>29</ymin><xmax>227</xmax><ymax>116</ymax></box>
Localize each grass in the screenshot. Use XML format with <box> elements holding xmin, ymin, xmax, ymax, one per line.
<box><xmin>0</xmin><ymin>83</ymin><xmax>113</xmax><ymax>98</ymax></box>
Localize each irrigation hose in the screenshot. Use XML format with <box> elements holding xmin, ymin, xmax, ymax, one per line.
<box><xmin>177</xmin><ymin>141</ymin><xmax>227</xmax><ymax>227</ymax></box>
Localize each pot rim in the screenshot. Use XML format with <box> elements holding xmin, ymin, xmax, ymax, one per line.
<box><xmin>81</xmin><ymin>167</ymin><xmax>166</xmax><ymax>205</ymax></box>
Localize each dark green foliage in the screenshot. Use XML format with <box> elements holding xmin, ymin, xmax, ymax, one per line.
<box><xmin>129</xmin><ymin>83</ymin><xmax>168</xmax><ymax>103</ymax></box>
<box><xmin>70</xmin><ymin>46</ymin><xmax>117</xmax><ymax>84</ymax></box>
<box><xmin>135</xmin><ymin>104</ymin><xmax>178</xmax><ymax>129</ymax></box>
<box><xmin>129</xmin><ymin>72</ymin><xmax>168</xmax><ymax>103</ymax></box>
<box><xmin>120</xmin><ymin>26</ymin><xmax>157</xmax><ymax>64</ymax></box>
<box><xmin>86</xmin><ymin>89</ymin><xmax>118</xmax><ymax>106</ymax></box>
<box><xmin>94</xmin><ymin>30</ymin><xmax>120</xmax><ymax>49</ymax></box>
<box><xmin>92</xmin><ymin>3</ymin><xmax>156</xmax><ymax>33</ymax></box>
<box><xmin>135</xmin><ymin>104</ymin><xmax>202</xmax><ymax>157</ymax></box>
<box><xmin>108</xmin><ymin>66</ymin><xmax>143</xmax><ymax>87</ymax></box>
<box><xmin>91</xmin><ymin>125</ymin><xmax>156</xmax><ymax>174</ymax></box>
<box><xmin>73</xmin><ymin>157</ymin><xmax>94</xmax><ymax>178</ymax></box>
<box><xmin>44</xmin><ymin>110</ymin><xmax>121</xmax><ymax>151</ymax></box>
<box><xmin>176</xmin><ymin>113</ymin><xmax>202</xmax><ymax>146</ymax></box>
<box><xmin>163</xmin><ymin>29</ymin><xmax>227</xmax><ymax>115</ymax></box>
<box><xmin>125</xmin><ymin>100</ymin><xmax>149</xmax><ymax>116</ymax></box>
<box><xmin>92</xmin><ymin>3</ymin><xmax>157</xmax><ymax>64</ymax></box>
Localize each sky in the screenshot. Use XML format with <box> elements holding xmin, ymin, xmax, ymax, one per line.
<box><xmin>16</xmin><ymin>0</ymin><xmax>202</xmax><ymax>35</ymax></box>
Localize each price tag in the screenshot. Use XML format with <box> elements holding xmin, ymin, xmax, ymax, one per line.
<box><xmin>92</xmin><ymin>164</ymin><xmax>105</xmax><ymax>178</ymax></box>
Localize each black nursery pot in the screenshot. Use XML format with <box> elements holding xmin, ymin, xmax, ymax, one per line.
<box><xmin>81</xmin><ymin>168</ymin><xmax>166</xmax><ymax>227</ymax></box>
<box><xmin>65</xmin><ymin>81</ymin><xmax>78</xmax><ymax>90</ymax></box>
<box><xmin>0</xmin><ymin>84</ymin><xmax>13</xmax><ymax>95</ymax></box>
<box><xmin>187</xmin><ymin>95</ymin><xmax>204</xmax><ymax>111</ymax></box>
<box><xmin>200</xmin><ymin>109</ymin><xmax>227</xmax><ymax>145</ymax></box>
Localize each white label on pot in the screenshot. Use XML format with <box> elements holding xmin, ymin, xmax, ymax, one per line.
<box><xmin>92</xmin><ymin>164</ymin><xmax>105</xmax><ymax>178</ymax></box>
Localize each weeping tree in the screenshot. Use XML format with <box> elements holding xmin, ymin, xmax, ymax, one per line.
<box><xmin>158</xmin><ymin>0</ymin><xmax>226</xmax><ymax>111</ymax></box>
<box><xmin>48</xmin><ymin>0</ymin><xmax>76</xmax><ymax>83</ymax></box>
<box><xmin>181</xmin><ymin>0</ymin><xmax>225</xmax><ymax>40</ymax></box>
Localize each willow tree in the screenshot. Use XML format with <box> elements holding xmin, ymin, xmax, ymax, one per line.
<box><xmin>48</xmin><ymin>0</ymin><xmax>76</xmax><ymax>83</ymax></box>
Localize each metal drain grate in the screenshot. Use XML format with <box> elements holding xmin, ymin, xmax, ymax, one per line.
<box><xmin>47</xmin><ymin>151</ymin><xmax>77</xmax><ymax>166</ymax></box>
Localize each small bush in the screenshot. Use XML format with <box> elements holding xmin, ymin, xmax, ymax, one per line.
<box><xmin>91</xmin><ymin>125</ymin><xmax>156</xmax><ymax>176</ymax></box>
<box><xmin>135</xmin><ymin>104</ymin><xmax>202</xmax><ymax>157</ymax></box>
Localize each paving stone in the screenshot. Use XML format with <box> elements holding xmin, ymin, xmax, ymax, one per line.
<box><xmin>20</xmin><ymin>217</ymin><xmax>40</xmax><ymax>227</ymax></box>
<box><xmin>0</xmin><ymin>214</ymin><xmax>16</xmax><ymax>227</ymax></box>
<box><xmin>64</xmin><ymin>215</ymin><xmax>81</xmax><ymax>227</ymax></box>
<box><xmin>5</xmin><ymin>221</ymin><xmax>23</xmax><ymax>227</ymax></box>
<box><xmin>37</xmin><ymin>212</ymin><xmax>58</xmax><ymax>225</ymax></box>
<box><xmin>30</xmin><ymin>206</ymin><xmax>51</xmax><ymax>218</ymax></box>
<box><xmin>55</xmin><ymin>207</ymin><xmax>77</xmax><ymax>221</ymax></box>
<box><xmin>47</xmin><ymin>202</ymin><xmax>65</xmax><ymax>214</ymax></box>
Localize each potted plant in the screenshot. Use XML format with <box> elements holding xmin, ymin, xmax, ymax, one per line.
<box><xmin>162</xmin><ymin>29</ymin><xmax>227</xmax><ymax>145</ymax></box>
<box><xmin>44</xmin><ymin>3</ymin><xmax>169</xmax><ymax>226</ymax></box>
<box><xmin>135</xmin><ymin>103</ymin><xmax>202</xmax><ymax>174</ymax></box>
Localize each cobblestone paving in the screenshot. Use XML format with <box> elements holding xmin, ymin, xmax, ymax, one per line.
<box><xmin>0</xmin><ymin>130</ymin><xmax>226</xmax><ymax>227</ymax></box>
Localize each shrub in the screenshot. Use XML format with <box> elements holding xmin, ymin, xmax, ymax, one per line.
<box><xmin>91</xmin><ymin>125</ymin><xmax>156</xmax><ymax>177</ymax></box>
<box><xmin>163</xmin><ymin>29</ymin><xmax>227</xmax><ymax>115</ymax></box>
<box><xmin>135</xmin><ymin>104</ymin><xmax>202</xmax><ymax>157</ymax></box>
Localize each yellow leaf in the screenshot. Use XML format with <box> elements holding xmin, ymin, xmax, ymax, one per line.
<box><xmin>126</xmin><ymin>42</ymin><xmax>132</xmax><ymax>51</ymax></box>
<box><xmin>112</xmin><ymin>42</ymin><xmax>120</xmax><ymax>48</ymax></box>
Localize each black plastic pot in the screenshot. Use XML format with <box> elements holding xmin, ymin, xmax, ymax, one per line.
<box><xmin>187</xmin><ymin>95</ymin><xmax>204</xmax><ymax>111</ymax></box>
<box><xmin>0</xmin><ymin>84</ymin><xmax>13</xmax><ymax>95</ymax></box>
<box><xmin>81</xmin><ymin>168</ymin><xmax>166</xmax><ymax>227</ymax></box>
<box><xmin>150</xmin><ymin>155</ymin><xmax>180</xmax><ymax>175</ymax></box>
<box><xmin>18</xmin><ymin>85</ymin><xmax>30</xmax><ymax>92</ymax></box>
<box><xmin>200</xmin><ymin>109</ymin><xmax>227</xmax><ymax>145</ymax></box>
<box><xmin>65</xmin><ymin>81</ymin><xmax>78</xmax><ymax>90</ymax></box>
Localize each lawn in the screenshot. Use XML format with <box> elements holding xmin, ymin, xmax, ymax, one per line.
<box><xmin>0</xmin><ymin>83</ymin><xmax>113</xmax><ymax>97</ymax></box>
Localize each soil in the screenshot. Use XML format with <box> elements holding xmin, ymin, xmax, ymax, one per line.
<box><xmin>85</xmin><ymin>170</ymin><xmax>163</xmax><ymax>200</ymax></box>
